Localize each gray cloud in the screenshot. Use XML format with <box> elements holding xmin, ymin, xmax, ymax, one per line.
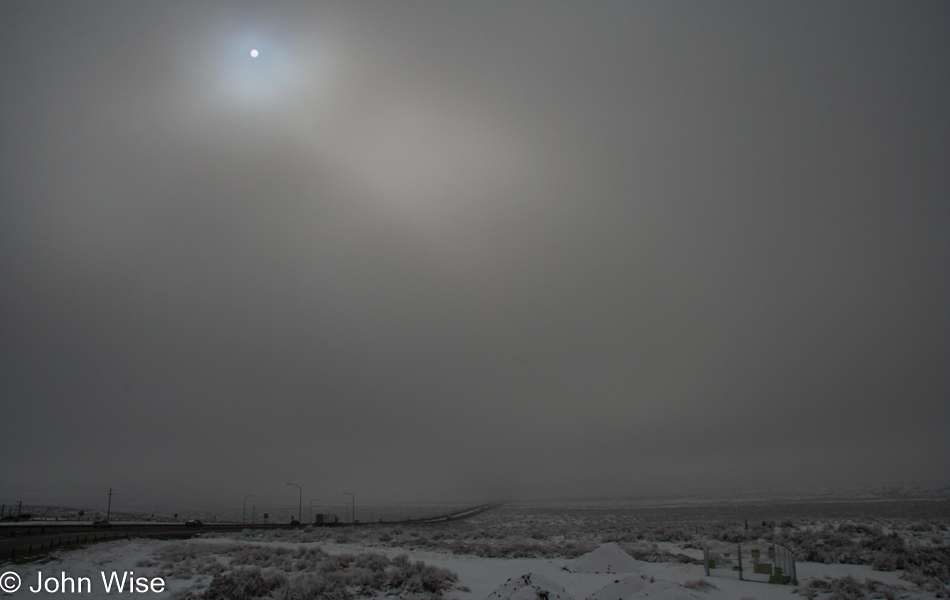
<box><xmin>1</xmin><ymin>1</ymin><xmax>948</xmax><ymax>508</ymax></box>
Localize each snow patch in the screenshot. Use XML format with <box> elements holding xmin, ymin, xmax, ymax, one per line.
<box><xmin>567</xmin><ymin>542</ymin><xmax>640</xmax><ymax>574</ymax></box>
<box><xmin>628</xmin><ymin>580</ymin><xmax>701</xmax><ymax>599</ymax></box>
<box><xmin>486</xmin><ymin>572</ymin><xmax>576</xmax><ymax>600</ymax></box>
<box><xmin>585</xmin><ymin>574</ymin><xmax>651</xmax><ymax>599</ymax></box>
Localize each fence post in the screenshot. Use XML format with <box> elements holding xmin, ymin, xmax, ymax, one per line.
<box><xmin>737</xmin><ymin>544</ymin><xmax>743</xmax><ymax>581</ymax></box>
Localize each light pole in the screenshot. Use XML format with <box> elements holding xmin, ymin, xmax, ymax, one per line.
<box><xmin>287</xmin><ymin>483</ymin><xmax>302</xmax><ymax>524</ymax></box>
<box><xmin>309</xmin><ymin>498</ymin><xmax>319</xmax><ymax>524</ymax></box>
<box><xmin>243</xmin><ymin>495</ymin><xmax>253</xmax><ymax>524</ymax></box>
<box><xmin>342</xmin><ymin>492</ymin><xmax>354</xmax><ymax>524</ymax></box>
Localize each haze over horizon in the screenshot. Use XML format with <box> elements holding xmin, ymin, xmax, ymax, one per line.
<box><xmin>1</xmin><ymin>2</ymin><xmax>948</xmax><ymax>509</ymax></box>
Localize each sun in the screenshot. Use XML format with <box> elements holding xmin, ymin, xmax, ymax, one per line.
<box><xmin>250</xmin><ymin>49</ymin><xmax>259</xmax><ymax>58</ymax></box>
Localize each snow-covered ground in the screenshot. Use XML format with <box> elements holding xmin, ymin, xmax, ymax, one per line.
<box><xmin>0</xmin><ymin>536</ymin><xmax>934</xmax><ymax>599</ymax></box>
<box><xmin>2</xmin><ymin>502</ymin><xmax>948</xmax><ymax>599</ymax></box>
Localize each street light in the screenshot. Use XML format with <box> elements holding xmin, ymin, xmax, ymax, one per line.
<box><xmin>287</xmin><ymin>483</ymin><xmax>302</xmax><ymax>525</ymax></box>
<box><xmin>243</xmin><ymin>495</ymin><xmax>253</xmax><ymax>524</ymax></box>
<box><xmin>309</xmin><ymin>498</ymin><xmax>319</xmax><ymax>524</ymax></box>
<box><xmin>342</xmin><ymin>492</ymin><xmax>355</xmax><ymax>524</ymax></box>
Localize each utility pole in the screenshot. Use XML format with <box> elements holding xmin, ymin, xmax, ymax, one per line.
<box><xmin>243</xmin><ymin>495</ymin><xmax>253</xmax><ymax>524</ymax></box>
<box><xmin>309</xmin><ymin>498</ymin><xmax>319</xmax><ymax>525</ymax></box>
<box><xmin>287</xmin><ymin>483</ymin><xmax>302</xmax><ymax>525</ymax></box>
<box><xmin>343</xmin><ymin>492</ymin><xmax>355</xmax><ymax>524</ymax></box>
<box><xmin>106</xmin><ymin>488</ymin><xmax>113</xmax><ymax>522</ymax></box>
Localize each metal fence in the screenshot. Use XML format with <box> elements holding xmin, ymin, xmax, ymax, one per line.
<box><xmin>702</xmin><ymin>541</ymin><xmax>797</xmax><ymax>585</ymax></box>
<box><xmin>773</xmin><ymin>542</ymin><xmax>798</xmax><ymax>585</ymax></box>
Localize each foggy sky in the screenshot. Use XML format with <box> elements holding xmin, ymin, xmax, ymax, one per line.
<box><xmin>1</xmin><ymin>1</ymin><xmax>948</xmax><ymax>510</ymax></box>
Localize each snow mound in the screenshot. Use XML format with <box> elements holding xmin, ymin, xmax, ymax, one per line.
<box><xmin>485</xmin><ymin>573</ymin><xmax>576</xmax><ymax>600</ymax></box>
<box><xmin>627</xmin><ymin>581</ymin><xmax>701</xmax><ymax>599</ymax></box>
<box><xmin>567</xmin><ymin>542</ymin><xmax>640</xmax><ymax>574</ymax></box>
<box><xmin>585</xmin><ymin>574</ymin><xmax>651</xmax><ymax>600</ymax></box>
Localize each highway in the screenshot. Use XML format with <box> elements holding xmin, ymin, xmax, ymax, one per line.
<box><xmin>0</xmin><ymin>501</ymin><xmax>508</xmax><ymax>564</ymax></box>
<box><xmin>0</xmin><ymin>522</ymin><xmax>294</xmax><ymax>564</ymax></box>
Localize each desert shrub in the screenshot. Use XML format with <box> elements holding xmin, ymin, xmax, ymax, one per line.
<box><xmin>202</xmin><ymin>567</ymin><xmax>287</xmax><ymax>600</ymax></box>
<box><xmin>184</xmin><ymin>555</ymin><xmax>227</xmax><ymax>577</ymax></box>
<box><xmin>348</xmin><ymin>566</ymin><xmax>385</xmax><ymax>590</ymax></box>
<box><xmin>872</xmin><ymin>552</ymin><xmax>904</xmax><ymax>571</ymax></box>
<box><xmin>385</xmin><ymin>554</ymin><xmax>458</xmax><ymax>598</ymax></box>
<box><xmin>168</xmin><ymin>564</ymin><xmax>195</xmax><ymax>579</ymax></box>
<box><xmin>272</xmin><ymin>573</ymin><xmax>349</xmax><ymax>600</ymax></box>
<box><xmin>353</xmin><ymin>551</ymin><xmax>390</xmax><ymax>571</ymax></box>
<box><xmin>682</xmin><ymin>578</ymin><xmax>717</xmax><ymax>591</ymax></box>
<box><xmin>806</xmin><ymin>575</ymin><xmax>866</xmax><ymax>600</ymax></box>
<box><xmin>901</xmin><ymin>547</ymin><xmax>950</xmax><ymax>597</ymax></box>
<box><xmin>323</xmin><ymin>552</ymin><xmax>356</xmax><ymax>572</ymax></box>
<box><xmin>290</xmin><ymin>547</ymin><xmax>330</xmax><ymax>572</ymax></box>
<box><xmin>182</xmin><ymin>504</ymin><xmax>950</xmax><ymax>582</ymax></box>
<box><xmin>620</xmin><ymin>542</ymin><xmax>702</xmax><ymax>565</ymax></box>
<box><xmin>717</xmin><ymin>527</ymin><xmax>749</xmax><ymax>544</ymax></box>
<box><xmin>804</xmin><ymin>576</ymin><xmax>910</xmax><ymax>600</ymax></box>
<box><xmin>157</xmin><ymin>544</ymin><xmax>201</xmax><ymax>563</ymax></box>
<box><xmin>155</xmin><ymin>542</ymin><xmax>463</xmax><ymax>600</ymax></box>
<box><xmin>231</xmin><ymin>546</ymin><xmax>295</xmax><ymax>570</ymax></box>
<box><xmin>227</xmin><ymin>545</ymin><xmax>328</xmax><ymax>573</ymax></box>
